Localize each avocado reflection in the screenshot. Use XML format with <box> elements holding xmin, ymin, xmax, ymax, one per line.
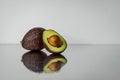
<box><xmin>43</xmin><ymin>54</ymin><xmax>67</xmax><ymax>73</ymax></box>
<box><xmin>22</xmin><ymin>51</ymin><xmax>67</xmax><ymax>73</ymax></box>
<box><xmin>22</xmin><ymin>50</ymin><xmax>47</xmax><ymax>73</ymax></box>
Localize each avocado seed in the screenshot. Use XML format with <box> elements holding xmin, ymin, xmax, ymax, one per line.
<box><xmin>48</xmin><ymin>61</ymin><xmax>62</xmax><ymax>71</ymax></box>
<box><xmin>47</xmin><ymin>35</ymin><xmax>63</xmax><ymax>47</ymax></box>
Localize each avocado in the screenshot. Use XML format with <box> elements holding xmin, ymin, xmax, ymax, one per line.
<box><xmin>22</xmin><ymin>50</ymin><xmax>47</xmax><ymax>73</ymax></box>
<box><xmin>42</xmin><ymin>29</ymin><xmax>67</xmax><ymax>53</ymax></box>
<box><xmin>43</xmin><ymin>54</ymin><xmax>67</xmax><ymax>73</ymax></box>
<box><xmin>21</xmin><ymin>27</ymin><xmax>45</xmax><ymax>50</ymax></box>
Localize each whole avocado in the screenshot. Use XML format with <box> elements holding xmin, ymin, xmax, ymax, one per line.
<box><xmin>21</xmin><ymin>27</ymin><xmax>45</xmax><ymax>50</ymax></box>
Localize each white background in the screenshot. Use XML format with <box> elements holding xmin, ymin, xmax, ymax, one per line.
<box><xmin>0</xmin><ymin>0</ymin><xmax>120</xmax><ymax>44</ymax></box>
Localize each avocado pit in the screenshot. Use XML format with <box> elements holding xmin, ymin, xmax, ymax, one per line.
<box><xmin>47</xmin><ymin>35</ymin><xmax>63</xmax><ymax>47</ymax></box>
<box><xmin>48</xmin><ymin>61</ymin><xmax>62</xmax><ymax>71</ymax></box>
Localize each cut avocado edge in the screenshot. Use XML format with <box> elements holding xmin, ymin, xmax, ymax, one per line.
<box><xmin>43</xmin><ymin>29</ymin><xmax>67</xmax><ymax>53</ymax></box>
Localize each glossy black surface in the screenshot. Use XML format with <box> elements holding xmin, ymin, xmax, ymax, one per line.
<box><xmin>0</xmin><ymin>44</ymin><xmax>120</xmax><ymax>80</ymax></box>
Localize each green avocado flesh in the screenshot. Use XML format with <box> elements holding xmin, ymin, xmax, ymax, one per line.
<box><xmin>43</xmin><ymin>58</ymin><xmax>67</xmax><ymax>73</ymax></box>
<box><xmin>43</xmin><ymin>29</ymin><xmax>67</xmax><ymax>53</ymax></box>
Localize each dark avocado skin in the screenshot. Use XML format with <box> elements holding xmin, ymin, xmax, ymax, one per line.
<box><xmin>21</xmin><ymin>27</ymin><xmax>45</xmax><ymax>50</ymax></box>
<box><xmin>43</xmin><ymin>54</ymin><xmax>67</xmax><ymax>68</ymax></box>
<box><xmin>22</xmin><ymin>50</ymin><xmax>47</xmax><ymax>73</ymax></box>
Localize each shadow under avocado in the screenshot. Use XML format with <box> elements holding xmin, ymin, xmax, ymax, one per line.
<box><xmin>21</xmin><ymin>50</ymin><xmax>67</xmax><ymax>73</ymax></box>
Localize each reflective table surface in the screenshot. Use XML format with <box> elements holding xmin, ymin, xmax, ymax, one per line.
<box><xmin>0</xmin><ymin>44</ymin><xmax>120</xmax><ymax>80</ymax></box>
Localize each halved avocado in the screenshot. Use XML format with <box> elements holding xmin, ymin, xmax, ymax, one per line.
<box><xmin>22</xmin><ymin>50</ymin><xmax>47</xmax><ymax>73</ymax></box>
<box><xmin>43</xmin><ymin>54</ymin><xmax>67</xmax><ymax>73</ymax></box>
<box><xmin>43</xmin><ymin>29</ymin><xmax>67</xmax><ymax>53</ymax></box>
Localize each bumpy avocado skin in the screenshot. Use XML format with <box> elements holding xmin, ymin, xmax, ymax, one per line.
<box><xmin>43</xmin><ymin>29</ymin><xmax>67</xmax><ymax>54</ymax></box>
<box><xmin>22</xmin><ymin>50</ymin><xmax>47</xmax><ymax>73</ymax></box>
<box><xmin>21</xmin><ymin>27</ymin><xmax>45</xmax><ymax>50</ymax></box>
<box><xmin>43</xmin><ymin>54</ymin><xmax>67</xmax><ymax>73</ymax></box>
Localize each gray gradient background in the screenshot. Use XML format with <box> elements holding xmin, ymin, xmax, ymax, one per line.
<box><xmin>0</xmin><ymin>0</ymin><xmax>120</xmax><ymax>44</ymax></box>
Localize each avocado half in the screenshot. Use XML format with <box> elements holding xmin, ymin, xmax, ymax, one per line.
<box><xmin>21</xmin><ymin>27</ymin><xmax>45</xmax><ymax>50</ymax></box>
<box><xmin>22</xmin><ymin>50</ymin><xmax>47</xmax><ymax>73</ymax></box>
<box><xmin>42</xmin><ymin>29</ymin><xmax>67</xmax><ymax>53</ymax></box>
<box><xmin>43</xmin><ymin>54</ymin><xmax>67</xmax><ymax>73</ymax></box>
